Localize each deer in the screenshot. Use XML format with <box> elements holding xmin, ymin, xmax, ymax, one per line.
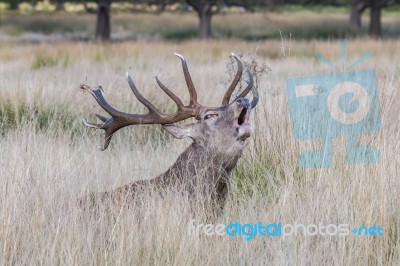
<box><xmin>79</xmin><ymin>53</ymin><xmax>259</xmax><ymax>217</ymax></box>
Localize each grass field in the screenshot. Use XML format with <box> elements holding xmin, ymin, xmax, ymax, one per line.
<box><xmin>0</xmin><ymin>11</ymin><xmax>399</xmax><ymax>265</ymax></box>
<box><xmin>1</xmin><ymin>9</ymin><xmax>400</xmax><ymax>42</ymax></box>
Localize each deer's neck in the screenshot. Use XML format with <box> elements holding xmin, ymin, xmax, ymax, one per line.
<box><xmin>158</xmin><ymin>142</ymin><xmax>243</xmax><ymax>186</ymax></box>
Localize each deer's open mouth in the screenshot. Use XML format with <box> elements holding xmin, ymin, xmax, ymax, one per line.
<box><xmin>234</xmin><ymin>107</ymin><xmax>250</xmax><ymax>128</ymax></box>
<box><xmin>235</xmin><ymin>107</ymin><xmax>252</xmax><ymax>140</ymax></box>
<box><xmin>238</xmin><ymin>108</ymin><xmax>247</xmax><ymax>126</ymax></box>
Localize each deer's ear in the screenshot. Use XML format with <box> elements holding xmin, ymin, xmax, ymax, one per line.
<box><xmin>163</xmin><ymin>124</ymin><xmax>197</xmax><ymax>139</ymax></box>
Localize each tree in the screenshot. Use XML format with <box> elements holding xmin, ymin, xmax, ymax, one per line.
<box><xmin>46</xmin><ymin>0</ymin><xmax>113</xmax><ymax>41</ymax></box>
<box><xmin>184</xmin><ymin>0</ymin><xmax>264</xmax><ymax>40</ymax></box>
<box><xmin>185</xmin><ymin>0</ymin><xmax>216</xmax><ymax>40</ymax></box>
<box><xmin>95</xmin><ymin>0</ymin><xmax>112</xmax><ymax>41</ymax></box>
<box><xmin>348</xmin><ymin>0</ymin><xmax>400</xmax><ymax>38</ymax></box>
<box><xmin>349</xmin><ymin>0</ymin><xmax>366</xmax><ymax>31</ymax></box>
<box><xmin>84</xmin><ymin>0</ymin><xmax>112</xmax><ymax>42</ymax></box>
<box><xmin>369</xmin><ymin>0</ymin><xmax>383</xmax><ymax>38</ymax></box>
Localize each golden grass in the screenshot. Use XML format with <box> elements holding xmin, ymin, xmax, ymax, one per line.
<box><xmin>0</xmin><ymin>39</ymin><xmax>399</xmax><ymax>264</ymax></box>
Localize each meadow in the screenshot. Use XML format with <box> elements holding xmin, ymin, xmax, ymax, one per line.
<box><xmin>1</xmin><ymin>8</ymin><xmax>400</xmax><ymax>42</ymax></box>
<box><xmin>0</xmin><ymin>11</ymin><xmax>399</xmax><ymax>265</ymax></box>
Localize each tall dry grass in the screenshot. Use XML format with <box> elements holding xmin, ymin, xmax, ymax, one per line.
<box><xmin>0</xmin><ymin>40</ymin><xmax>399</xmax><ymax>264</ymax></box>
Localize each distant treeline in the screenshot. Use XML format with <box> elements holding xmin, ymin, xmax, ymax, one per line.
<box><xmin>2</xmin><ymin>0</ymin><xmax>400</xmax><ymax>40</ymax></box>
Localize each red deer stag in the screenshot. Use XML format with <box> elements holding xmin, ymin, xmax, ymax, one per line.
<box><xmin>80</xmin><ymin>53</ymin><xmax>259</xmax><ymax>215</ymax></box>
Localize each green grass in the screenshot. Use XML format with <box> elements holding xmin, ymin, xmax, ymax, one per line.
<box><xmin>32</xmin><ymin>53</ymin><xmax>71</xmax><ymax>69</ymax></box>
<box><xmin>273</xmin><ymin>4</ymin><xmax>348</xmax><ymax>14</ymax></box>
<box><xmin>0</xmin><ymin>13</ymin><xmax>91</xmax><ymax>37</ymax></box>
<box><xmin>0</xmin><ymin>102</ymin><xmax>82</xmax><ymax>136</ymax></box>
<box><xmin>159</xmin><ymin>26</ymin><xmax>198</xmax><ymax>41</ymax></box>
<box><xmin>0</xmin><ymin>9</ymin><xmax>399</xmax><ymax>41</ymax></box>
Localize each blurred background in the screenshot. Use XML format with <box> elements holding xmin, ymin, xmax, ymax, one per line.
<box><xmin>0</xmin><ymin>0</ymin><xmax>399</xmax><ymax>43</ymax></box>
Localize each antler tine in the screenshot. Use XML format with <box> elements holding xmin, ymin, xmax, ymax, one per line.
<box><xmin>222</xmin><ymin>53</ymin><xmax>243</xmax><ymax>105</ymax></box>
<box><xmin>82</xmin><ymin>118</ymin><xmax>114</xmax><ymax>151</ymax></box>
<box><xmin>95</xmin><ymin>113</ymin><xmax>108</xmax><ymax>122</ymax></box>
<box><xmin>174</xmin><ymin>53</ymin><xmax>198</xmax><ymax>107</ymax></box>
<box><xmin>81</xmin><ymin>113</ymin><xmax>108</xmax><ymax>129</ymax></box>
<box><xmin>237</xmin><ymin>70</ymin><xmax>254</xmax><ymax>99</ymax></box>
<box><xmin>126</xmin><ymin>73</ymin><xmax>161</xmax><ymax>115</ymax></box>
<box><xmin>81</xmin><ymin>84</ymin><xmax>143</xmax><ymax>150</ymax></box>
<box><xmin>155</xmin><ymin>76</ymin><xmax>185</xmax><ymax>110</ymax></box>
<box><xmin>229</xmin><ymin>70</ymin><xmax>258</xmax><ymax>109</ymax></box>
<box><xmin>80</xmin><ymin>84</ymin><xmax>128</xmax><ymax>118</ymax></box>
<box><xmin>83</xmin><ymin>118</ymin><xmax>102</xmax><ymax>129</ymax></box>
<box><xmin>250</xmin><ymin>85</ymin><xmax>259</xmax><ymax>109</ymax></box>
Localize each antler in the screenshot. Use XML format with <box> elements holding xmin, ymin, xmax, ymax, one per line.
<box><xmin>238</xmin><ymin>70</ymin><xmax>259</xmax><ymax>109</ymax></box>
<box><xmin>81</xmin><ymin>53</ymin><xmax>258</xmax><ymax>150</ymax></box>
<box><xmin>222</xmin><ymin>53</ymin><xmax>258</xmax><ymax>108</ymax></box>
<box><xmin>81</xmin><ymin>53</ymin><xmax>204</xmax><ymax>150</ymax></box>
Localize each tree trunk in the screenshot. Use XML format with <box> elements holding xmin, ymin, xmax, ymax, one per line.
<box><xmin>369</xmin><ymin>1</ymin><xmax>382</xmax><ymax>38</ymax></box>
<box><xmin>9</xmin><ymin>1</ymin><xmax>19</xmax><ymax>10</ymax></box>
<box><xmin>186</xmin><ymin>1</ymin><xmax>214</xmax><ymax>40</ymax></box>
<box><xmin>95</xmin><ymin>0</ymin><xmax>111</xmax><ymax>42</ymax></box>
<box><xmin>350</xmin><ymin>0</ymin><xmax>362</xmax><ymax>31</ymax></box>
<box><xmin>56</xmin><ymin>2</ymin><xmax>65</xmax><ymax>11</ymax></box>
<box><xmin>199</xmin><ymin>10</ymin><xmax>212</xmax><ymax>40</ymax></box>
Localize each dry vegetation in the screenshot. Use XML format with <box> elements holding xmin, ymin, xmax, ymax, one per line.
<box><xmin>0</xmin><ymin>38</ymin><xmax>399</xmax><ymax>264</ymax></box>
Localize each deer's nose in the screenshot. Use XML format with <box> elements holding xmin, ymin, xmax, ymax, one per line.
<box><xmin>236</xmin><ymin>98</ymin><xmax>250</xmax><ymax>108</ymax></box>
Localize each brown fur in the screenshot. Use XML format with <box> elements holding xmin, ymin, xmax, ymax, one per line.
<box><xmin>80</xmin><ymin>98</ymin><xmax>253</xmax><ymax>217</ymax></box>
<box><xmin>80</xmin><ymin>54</ymin><xmax>258</xmax><ymax>217</ymax></box>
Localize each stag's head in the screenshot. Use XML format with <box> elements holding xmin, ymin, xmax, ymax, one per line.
<box><xmin>163</xmin><ymin>96</ymin><xmax>256</xmax><ymax>155</ymax></box>
<box><xmin>81</xmin><ymin>53</ymin><xmax>258</xmax><ymax>157</ymax></box>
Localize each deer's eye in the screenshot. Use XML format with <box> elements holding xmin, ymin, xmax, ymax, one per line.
<box><xmin>204</xmin><ymin>114</ymin><xmax>218</xmax><ymax>120</ymax></box>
